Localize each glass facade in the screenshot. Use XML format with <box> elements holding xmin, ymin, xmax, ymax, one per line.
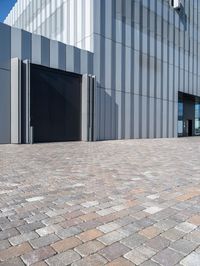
<box><xmin>195</xmin><ymin>101</ymin><xmax>200</xmax><ymax>135</ymax></box>
<box><xmin>178</xmin><ymin>101</ymin><xmax>184</xmax><ymax>137</ymax></box>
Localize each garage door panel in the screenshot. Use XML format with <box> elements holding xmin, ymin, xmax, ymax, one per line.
<box><xmin>30</xmin><ymin>64</ymin><xmax>82</xmax><ymax>143</ymax></box>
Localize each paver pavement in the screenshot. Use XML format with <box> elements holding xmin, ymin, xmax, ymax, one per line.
<box><xmin>0</xmin><ymin>138</ymin><xmax>200</xmax><ymax>265</ymax></box>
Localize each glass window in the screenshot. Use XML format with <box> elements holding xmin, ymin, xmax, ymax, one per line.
<box><xmin>195</xmin><ymin>102</ymin><xmax>200</xmax><ymax>135</ymax></box>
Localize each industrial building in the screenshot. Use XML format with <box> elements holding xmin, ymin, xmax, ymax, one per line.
<box><xmin>0</xmin><ymin>0</ymin><xmax>200</xmax><ymax>144</ymax></box>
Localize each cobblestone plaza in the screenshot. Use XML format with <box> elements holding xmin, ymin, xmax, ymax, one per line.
<box><xmin>0</xmin><ymin>138</ymin><xmax>200</xmax><ymax>265</ymax></box>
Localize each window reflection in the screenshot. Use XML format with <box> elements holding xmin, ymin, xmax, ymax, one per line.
<box><xmin>178</xmin><ymin>102</ymin><xmax>183</xmax><ymax>137</ymax></box>
<box><xmin>195</xmin><ymin>102</ymin><xmax>200</xmax><ymax>135</ymax></box>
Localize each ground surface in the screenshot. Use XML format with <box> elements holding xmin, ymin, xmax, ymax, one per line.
<box><xmin>0</xmin><ymin>138</ymin><xmax>200</xmax><ymax>266</ymax></box>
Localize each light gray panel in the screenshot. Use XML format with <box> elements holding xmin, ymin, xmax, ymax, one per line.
<box><xmin>100</xmin><ymin>88</ymin><xmax>105</xmax><ymax>139</ymax></box>
<box><xmin>66</xmin><ymin>45</ymin><xmax>75</xmax><ymax>72</ymax></box>
<box><xmin>0</xmin><ymin>23</ymin><xmax>11</xmax><ymax>70</ymax></box>
<box><xmin>142</xmin><ymin>96</ymin><xmax>147</xmax><ymax>138</ymax></box>
<box><xmin>95</xmin><ymin>87</ymin><xmax>101</xmax><ymax>140</ymax></box>
<box><xmin>74</xmin><ymin>47</ymin><xmax>81</xmax><ymax>73</ymax></box>
<box><xmin>116</xmin><ymin>43</ymin><xmax>122</xmax><ymax>91</ymax></box>
<box><xmin>11</xmin><ymin>58</ymin><xmax>21</xmax><ymax>144</ymax></box>
<box><xmin>50</xmin><ymin>40</ymin><xmax>59</xmax><ymax>68</ymax></box>
<box><xmin>134</xmin><ymin>94</ymin><xmax>139</xmax><ymax>139</ymax></box>
<box><xmin>32</xmin><ymin>34</ymin><xmax>41</xmax><ymax>64</ymax></box>
<box><xmin>149</xmin><ymin>57</ymin><xmax>155</xmax><ymax>97</ymax></box>
<box><xmin>11</xmin><ymin>27</ymin><xmax>22</xmax><ymax>59</ymax></box>
<box><xmin>125</xmin><ymin>47</ymin><xmax>131</xmax><ymax>94</ymax></box>
<box><xmin>149</xmin><ymin>97</ymin><xmax>155</xmax><ymax>138</ymax></box>
<box><xmin>80</xmin><ymin>50</ymin><xmax>88</xmax><ymax>74</ymax></box>
<box><xmin>142</xmin><ymin>54</ymin><xmax>148</xmax><ymax>96</ymax></box>
<box><xmin>105</xmin><ymin>38</ymin><xmax>112</xmax><ymax>89</ymax></box>
<box><xmin>93</xmin><ymin>34</ymin><xmax>101</xmax><ymax>83</ymax></box>
<box><xmin>163</xmin><ymin>62</ymin><xmax>168</xmax><ymax>100</ymax></box>
<box><xmin>156</xmin><ymin>59</ymin><xmax>162</xmax><ymax>99</ymax></box>
<box><xmin>134</xmin><ymin>50</ymin><xmax>140</xmax><ymax>95</ymax></box>
<box><xmin>156</xmin><ymin>99</ymin><xmax>161</xmax><ymax>138</ymax></box>
<box><xmin>162</xmin><ymin>100</ymin><xmax>168</xmax><ymax>138</ymax></box>
<box><xmin>105</xmin><ymin>89</ymin><xmax>112</xmax><ymax>140</ymax></box>
<box><xmin>0</xmin><ymin>69</ymin><xmax>10</xmax><ymax>144</ymax></box>
<box><xmin>116</xmin><ymin>90</ymin><xmax>121</xmax><ymax>139</ymax></box>
<box><xmin>125</xmin><ymin>92</ymin><xmax>131</xmax><ymax>139</ymax></box>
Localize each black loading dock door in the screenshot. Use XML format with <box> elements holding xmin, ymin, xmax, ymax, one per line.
<box><xmin>30</xmin><ymin>64</ymin><xmax>82</xmax><ymax>143</ymax></box>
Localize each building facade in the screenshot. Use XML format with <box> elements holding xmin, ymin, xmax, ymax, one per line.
<box><xmin>1</xmin><ymin>0</ymin><xmax>200</xmax><ymax>144</ymax></box>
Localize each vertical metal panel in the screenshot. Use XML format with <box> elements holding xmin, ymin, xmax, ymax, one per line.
<box><xmin>66</xmin><ymin>45</ymin><xmax>74</xmax><ymax>72</ymax></box>
<box><xmin>58</xmin><ymin>42</ymin><xmax>66</xmax><ymax>70</ymax></box>
<box><xmin>0</xmin><ymin>69</ymin><xmax>10</xmax><ymax>143</ymax></box>
<box><xmin>41</xmin><ymin>36</ymin><xmax>50</xmax><ymax>67</ymax></box>
<box><xmin>21</xmin><ymin>30</ymin><xmax>32</xmax><ymax>60</ymax></box>
<box><xmin>11</xmin><ymin>27</ymin><xmax>22</xmax><ymax>59</ymax></box>
<box><xmin>0</xmin><ymin>23</ymin><xmax>11</xmax><ymax>70</ymax></box>
<box><xmin>81</xmin><ymin>74</ymin><xmax>89</xmax><ymax>141</ymax></box>
<box><xmin>50</xmin><ymin>40</ymin><xmax>59</xmax><ymax>68</ymax></box>
<box><xmin>32</xmin><ymin>34</ymin><xmax>42</xmax><ymax>64</ymax></box>
<box><xmin>11</xmin><ymin>58</ymin><xmax>21</xmax><ymax>144</ymax></box>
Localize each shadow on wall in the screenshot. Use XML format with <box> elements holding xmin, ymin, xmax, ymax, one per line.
<box><xmin>97</xmin><ymin>84</ymin><xmax>119</xmax><ymax>141</ymax></box>
<box><xmin>176</xmin><ymin>3</ymin><xmax>187</xmax><ymax>31</ymax></box>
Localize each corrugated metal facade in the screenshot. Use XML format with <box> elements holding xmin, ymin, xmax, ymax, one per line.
<box><xmin>4</xmin><ymin>0</ymin><xmax>93</xmax><ymax>51</ymax></box>
<box><xmin>0</xmin><ymin>22</ymin><xmax>93</xmax><ymax>143</ymax></box>
<box><xmin>3</xmin><ymin>0</ymin><xmax>200</xmax><ymax>141</ymax></box>
<box><xmin>93</xmin><ymin>0</ymin><xmax>200</xmax><ymax>140</ymax></box>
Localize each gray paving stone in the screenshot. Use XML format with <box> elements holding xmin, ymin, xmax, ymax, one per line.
<box><xmin>152</xmin><ymin>248</ymin><xmax>184</xmax><ymax>266</ymax></box>
<box><xmin>75</xmin><ymin>240</ymin><xmax>104</xmax><ymax>257</ymax></box>
<box><xmin>29</xmin><ymin>234</ymin><xmax>60</xmax><ymax>248</ymax></box>
<box><xmin>180</xmin><ymin>252</ymin><xmax>200</xmax><ymax>266</ymax></box>
<box><xmin>161</xmin><ymin>228</ymin><xmax>186</xmax><ymax>242</ymax></box>
<box><xmin>0</xmin><ymin>239</ymin><xmax>10</xmax><ymax>251</ymax></box>
<box><xmin>1</xmin><ymin>138</ymin><xmax>200</xmax><ymax>265</ymax></box>
<box><xmin>9</xmin><ymin>232</ymin><xmax>38</xmax><ymax>246</ymax></box>
<box><xmin>154</xmin><ymin>219</ymin><xmax>178</xmax><ymax>231</ymax></box>
<box><xmin>0</xmin><ymin>257</ymin><xmax>25</xmax><ymax>266</ymax></box>
<box><xmin>71</xmin><ymin>254</ymin><xmax>107</xmax><ymax>266</ymax></box>
<box><xmin>145</xmin><ymin>236</ymin><xmax>170</xmax><ymax>251</ymax></box>
<box><xmin>56</xmin><ymin>226</ymin><xmax>82</xmax><ymax>239</ymax></box>
<box><xmin>99</xmin><ymin>242</ymin><xmax>130</xmax><ymax>261</ymax></box>
<box><xmin>17</xmin><ymin>221</ymin><xmax>44</xmax><ymax>234</ymax></box>
<box><xmin>46</xmin><ymin>250</ymin><xmax>81</xmax><ymax>265</ymax></box>
<box><xmin>124</xmin><ymin>249</ymin><xmax>148</xmax><ymax>265</ymax></box>
<box><xmin>0</xmin><ymin>228</ymin><xmax>19</xmax><ymax>241</ymax></box>
<box><xmin>141</xmin><ymin>260</ymin><xmax>159</xmax><ymax>266</ymax></box>
<box><xmin>175</xmin><ymin>222</ymin><xmax>197</xmax><ymax>233</ymax></box>
<box><xmin>121</xmin><ymin>233</ymin><xmax>148</xmax><ymax>249</ymax></box>
<box><xmin>170</xmin><ymin>239</ymin><xmax>199</xmax><ymax>255</ymax></box>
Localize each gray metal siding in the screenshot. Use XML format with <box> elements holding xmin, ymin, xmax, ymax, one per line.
<box><xmin>93</xmin><ymin>0</ymin><xmax>200</xmax><ymax>140</ymax></box>
<box><xmin>0</xmin><ymin>22</ymin><xmax>93</xmax><ymax>144</ymax></box>
<box><xmin>0</xmin><ymin>23</ymin><xmax>11</xmax><ymax>143</ymax></box>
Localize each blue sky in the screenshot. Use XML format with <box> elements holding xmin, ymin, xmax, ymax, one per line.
<box><xmin>0</xmin><ymin>0</ymin><xmax>17</xmax><ymax>22</ymax></box>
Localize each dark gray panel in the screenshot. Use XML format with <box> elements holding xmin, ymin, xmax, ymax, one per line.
<box><xmin>22</xmin><ymin>30</ymin><xmax>32</xmax><ymax>60</ymax></box>
<box><xmin>0</xmin><ymin>23</ymin><xmax>11</xmax><ymax>71</ymax></box>
<box><xmin>0</xmin><ymin>69</ymin><xmax>10</xmax><ymax>143</ymax></box>
<box><xmin>58</xmin><ymin>42</ymin><xmax>66</xmax><ymax>70</ymax></box>
<box><xmin>41</xmin><ymin>37</ymin><xmax>50</xmax><ymax>67</ymax></box>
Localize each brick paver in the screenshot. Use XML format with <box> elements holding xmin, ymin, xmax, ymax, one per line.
<box><xmin>0</xmin><ymin>138</ymin><xmax>200</xmax><ymax>265</ymax></box>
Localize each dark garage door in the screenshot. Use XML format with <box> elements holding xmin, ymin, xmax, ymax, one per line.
<box><xmin>30</xmin><ymin>64</ymin><xmax>82</xmax><ymax>143</ymax></box>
